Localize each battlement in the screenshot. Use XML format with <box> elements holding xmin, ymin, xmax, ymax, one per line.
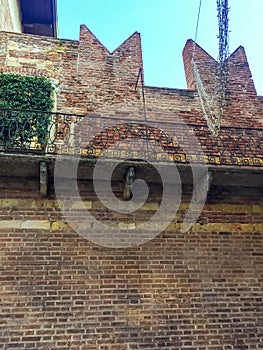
<box><xmin>183</xmin><ymin>38</ymin><xmax>257</xmax><ymax>96</ymax></box>
<box><xmin>0</xmin><ymin>26</ymin><xmax>262</xmax><ymax>127</ymax></box>
<box><xmin>0</xmin><ymin>21</ymin><xmax>263</xmax><ymax>350</ymax></box>
<box><xmin>0</xmin><ymin>25</ymin><xmax>143</xmax><ymax>115</ymax></box>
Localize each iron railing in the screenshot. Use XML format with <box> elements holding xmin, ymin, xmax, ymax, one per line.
<box><xmin>0</xmin><ymin>108</ymin><xmax>262</xmax><ymax>167</ymax></box>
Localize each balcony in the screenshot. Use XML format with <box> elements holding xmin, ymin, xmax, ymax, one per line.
<box><xmin>0</xmin><ymin>108</ymin><xmax>262</xmax><ymax>168</ymax></box>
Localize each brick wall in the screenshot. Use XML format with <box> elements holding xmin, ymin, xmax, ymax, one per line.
<box><xmin>0</xmin><ymin>180</ymin><xmax>262</xmax><ymax>349</ymax></box>
<box><xmin>1</xmin><ymin>28</ymin><xmax>262</xmax><ymax>127</ymax></box>
<box><xmin>182</xmin><ymin>39</ymin><xmax>263</xmax><ymax>127</ymax></box>
<box><xmin>0</xmin><ymin>25</ymin><xmax>263</xmax><ymax>349</ymax></box>
<box><xmin>0</xmin><ymin>26</ymin><xmax>143</xmax><ymax>116</ymax></box>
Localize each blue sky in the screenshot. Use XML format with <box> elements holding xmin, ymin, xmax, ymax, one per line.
<box><xmin>57</xmin><ymin>0</ymin><xmax>263</xmax><ymax>95</ymax></box>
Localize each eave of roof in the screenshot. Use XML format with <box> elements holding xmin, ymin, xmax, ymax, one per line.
<box><xmin>19</xmin><ymin>0</ymin><xmax>57</xmax><ymax>38</ymax></box>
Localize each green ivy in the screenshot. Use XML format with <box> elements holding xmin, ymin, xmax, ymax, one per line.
<box><xmin>0</xmin><ymin>73</ymin><xmax>54</xmax><ymax>147</ymax></box>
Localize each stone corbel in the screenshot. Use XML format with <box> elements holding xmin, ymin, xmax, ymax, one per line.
<box><xmin>123</xmin><ymin>166</ymin><xmax>135</xmax><ymax>200</ymax></box>
<box><xmin>39</xmin><ymin>161</ymin><xmax>48</xmax><ymax>197</ymax></box>
<box><xmin>194</xmin><ymin>169</ymin><xmax>213</xmax><ymax>203</ymax></box>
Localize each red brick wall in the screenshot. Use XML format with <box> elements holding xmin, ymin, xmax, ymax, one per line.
<box><xmin>0</xmin><ymin>27</ymin><xmax>143</xmax><ymax>116</ymax></box>
<box><xmin>0</xmin><ymin>181</ymin><xmax>262</xmax><ymax>349</ymax></box>
<box><xmin>0</xmin><ymin>27</ymin><xmax>263</xmax><ymax>349</ymax></box>
<box><xmin>1</xmin><ymin>29</ymin><xmax>262</xmax><ymax>127</ymax></box>
<box><xmin>182</xmin><ymin>39</ymin><xmax>263</xmax><ymax>127</ymax></box>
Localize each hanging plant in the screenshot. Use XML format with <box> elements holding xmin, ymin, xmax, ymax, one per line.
<box><xmin>0</xmin><ymin>73</ymin><xmax>54</xmax><ymax>149</ymax></box>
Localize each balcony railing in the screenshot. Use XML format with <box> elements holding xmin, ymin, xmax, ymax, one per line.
<box><xmin>0</xmin><ymin>108</ymin><xmax>262</xmax><ymax>167</ymax></box>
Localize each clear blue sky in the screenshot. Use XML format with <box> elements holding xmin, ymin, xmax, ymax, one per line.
<box><xmin>57</xmin><ymin>0</ymin><xmax>263</xmax><ymax>95</ymax></box>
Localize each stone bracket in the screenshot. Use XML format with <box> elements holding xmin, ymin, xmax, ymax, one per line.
<box><xmin>123</xmin><ymin>166</ymin><xmax>135</xmax><ymax>200</ymax></box>
<box><xmin>194</xmin><ymin>170</ymin><xmax>213</xmax><ymax>203</ymax></box>
<box><xmin>39</xmin><ymin>161</ymin><xmax>48</xmax><ymax>197</ymax></box>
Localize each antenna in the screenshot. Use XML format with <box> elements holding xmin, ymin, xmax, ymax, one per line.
<box><xmin>216</xmin><ymin>0</ymin><xmax>230</xmax><ymax>127</ymax></box>
<box><xmin>192</xmin><ymin>0</ymin><xmax>230</xmax><ymax>135</ymax></box>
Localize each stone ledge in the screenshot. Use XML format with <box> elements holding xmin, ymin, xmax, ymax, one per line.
<box><xmin>1</xmin><ymin>220</ymin><xmax>261</xmax><ymax>234</ymax></box>
<box><xmin>0</xmin><ymin>220</ymin><xmax>50</xmax><ymax>230</ymax></box>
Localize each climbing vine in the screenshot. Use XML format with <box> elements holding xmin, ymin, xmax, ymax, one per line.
<box><xmin>0</xmin><ymin>73</ymin><xmax>54</xmax><ymax>147</ymax></box>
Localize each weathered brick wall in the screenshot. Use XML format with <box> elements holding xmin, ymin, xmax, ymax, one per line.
<box><xmin>182</xmin><ymin>39</ymin><xmax>263</xmax><ymax>127</ymax></box>
<box><xmin>0</xmin><ymin>26</ymin><xmax>143</xmax><ymax>116</ymax></box>
<box><xmin>0</xmin><ymin>26</ymin><xmax>263</xmax><ymax>349</ymax></box>
<box><xmin>0</xmin><ymin>180</ymin><xmax>262</xmax><ymax>349</ymax></box>
<box><xmin>1</xmin><ymin>27</ymin><xmax>262</xmax><ymax>127</ymax></box>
